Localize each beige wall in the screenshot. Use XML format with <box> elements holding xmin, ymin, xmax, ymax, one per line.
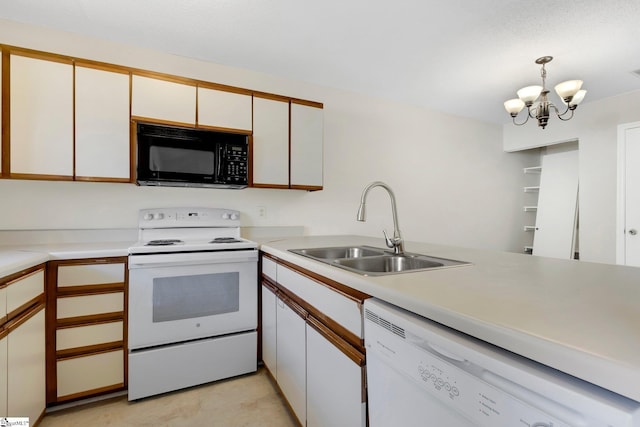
<box><xmin>0</xmin><ymin>19</ymin><xmax>536</xmax><ymax>253</ymax></box>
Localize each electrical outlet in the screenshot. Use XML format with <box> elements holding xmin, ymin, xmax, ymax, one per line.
<box><xmin>257</xmin><ymin>206</ymin><xmax>267</xmax><ymax>218</ymax></box>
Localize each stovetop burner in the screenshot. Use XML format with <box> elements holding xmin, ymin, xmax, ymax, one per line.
<box><xmin>210</xmin><ymin>237</ymin><xmax>243</xmax><ymax>244</ymax></box>
<box><xmin>146</xmin><ymin>239</ymin><xmax>184</xmax><ymax>246</ymax></box>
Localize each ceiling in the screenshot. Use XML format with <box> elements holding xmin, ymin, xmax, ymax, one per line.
<box><xmin>2</xmin><ymin>0</ymin><xmax>640</xmax><ymax>125</ymax></box>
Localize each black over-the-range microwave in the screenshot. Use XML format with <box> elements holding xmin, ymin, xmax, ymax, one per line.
<box><xmin>136</xmin><ymin>123</ymin><xmax>249</xmax><ymax>189</ymax></box>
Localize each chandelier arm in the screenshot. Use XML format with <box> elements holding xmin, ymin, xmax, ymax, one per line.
<box><xmin>512</xmin><ymin>113</ymin><xmax>530</xmax><ymax>126</ymax></box>
<box><xmin>555</xmin><ymin>108</ymin><xmax>575</xmax><ymax>122</ymax></box>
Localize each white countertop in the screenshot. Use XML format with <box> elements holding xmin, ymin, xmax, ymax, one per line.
<box><xmin>0</xmin><ymin>241</ymin><xmax>133</xmax><ymax>278</ymax></box>
<box><xmin>260</xmin><ymin>235</ymin><xmax>640</xmax><ymax>403</ymax></box>
<box><xmin>0</xmin><ymin>250</ymin><xmax>50</xmax><ymax>278</ymax></box>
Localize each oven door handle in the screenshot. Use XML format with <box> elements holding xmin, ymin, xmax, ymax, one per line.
<box><xmin>128</xmin><ymin>250</ymin><xmax>258</xmax><ymax>268</ymax></box>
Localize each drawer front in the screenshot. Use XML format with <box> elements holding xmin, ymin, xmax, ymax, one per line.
<box><xmin>58</xmin><ymin>263</ymin><xmax>125</xmax><ymax>287</ymax></box>
<box><xmin>0</xmin><ymin>287</ymin><xmax>6</xmax><ymax>322</ymax></box>
<box><xmin>6</xmin><ymin>269</ymin><xmax>44</xmax><ymax>314</ymax></box>
<box><xmin>57</xmin><ymin>349</ymin><xmax>124</xmax><ymax>398</ymax></box>
<box><xmin>56</xmin><ymin>321</ymin><xmax>123</xmax><ymax>350</ymax></box>
<box><xmin>277</xmin><ymin>265</ymin><xmax>362</xmax><ymax>338</ymax></box>
<box><xmin>262</xmin><ymin>256</ymin><xmax>277</xmax><ymax>282</ymax></box>
<box><xmin>57</xmin><ymin>293</ymin><xmax>123</xmax><ymax>319</ymax></box>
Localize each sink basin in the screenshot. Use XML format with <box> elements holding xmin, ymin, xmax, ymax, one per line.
<box><xmin>290</xmin><ymin>246</ymin><xmax>385</xmax><ymax>259</ymax></box>
<box><xmin>335</xmin><ymin>255</ymin><xmax>444</xmax><ymax>273</ymax></box>
<box><xmin>289</xmin><ymin>245</ymin><xmax>470</xmax><ymax>276</ymax></box>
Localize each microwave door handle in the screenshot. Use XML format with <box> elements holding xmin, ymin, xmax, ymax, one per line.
<box><xmin>216</xmin><ymin>144</ymin><xmax>224</xmax><ymax>179</ymax></box>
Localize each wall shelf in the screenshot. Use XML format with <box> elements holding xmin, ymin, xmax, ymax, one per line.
<box><xmin>524</xmin><ymin>186</ymin><xmax>540</xmax><ymax>193</ymax></box>
<box><xmin>523</xmin><ymin>166</ymin><xmax>542</xmax><ymax>174</ymax></box>
<box><xmin>523</xmin><ymin>206</ymin><xmax>538</xmax><ymax>212</ymax></box>
<box><xmin>524</xmin><ymin>226</ymin><xmax>536</xmax><ymax>232</ymax></box>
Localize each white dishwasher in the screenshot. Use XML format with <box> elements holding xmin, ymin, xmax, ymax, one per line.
<box><xmin>364</xmin><ymin>298</ymin><xmax>640</xmax><ymax>427</ymax></box>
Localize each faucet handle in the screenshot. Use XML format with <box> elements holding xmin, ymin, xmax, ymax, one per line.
<box><xmin>383</xmin><ymin>229</ymin><xmax>404</xmax><ymax>255</ymax></box>
<box><xmin>382</xmin><ymin>229</ymin><xmax>396</xmax><ymax>248</ymax></box>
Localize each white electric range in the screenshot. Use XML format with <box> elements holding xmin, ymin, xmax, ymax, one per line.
<box><xmin>127</xmin><ymin>207</ymin><xmax>258</xmax><ymax>400</ymax></box>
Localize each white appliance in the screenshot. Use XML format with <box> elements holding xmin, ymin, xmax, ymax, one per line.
<box><xmin>128</xmin><ymin>207</ymin><xmax>258</xmax><ymax>400</ymax></box>
<box><xmin>364</xmin><ymin>298</ymin><xmax>640</xmax><ymax>427</ymax></box>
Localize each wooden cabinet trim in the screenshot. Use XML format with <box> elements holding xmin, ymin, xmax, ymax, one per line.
<box><xmin>262</xmin><ymin>277</ymin><xmax>279</xmax><ymax>294</ymax></box>
<box><xmin>131</xmin><ymin>115</ymin><xmax>197</xmax><ymax>129</ymax></box>
<box><xmin>4</xmin><ymin>301</ymin><xmax>45</xmax><ymax>334</ymax></box>
<box><xmin>276</xmin><ymin>281</ymin><xmax>364</xmax><ymax>352</ymax></box>
<box><xmin>197</xmin><ymin>81</ymin><xmax>252</xmax><ymax>96</ymax></box>
<box><xmin>57</xmin><ymin>283</ymin><xmax>125</xmax><ymax>297</ymax></box>
<box><xmin>5</xmin><ymin>46</ymin><xmax>74</xmax><ymax>65</ymax></box>
<box><xmin>57</xmin><ymin>311</ymin><xmax>124</xmax><ymax>329</ymax></box>
<box><xmin>252</xmin><ymin>92</ymin><xmax>291</xmax><ymax>103</ymax></box>
<box><xmin>279</xmin><ymin>293</ymin><xmax>307</xmax><ymax>320</ymax></box>
<box><xmin>290</xmin><ymin>184</ymin><xmax>323</xmax><ymax>191</ymax></box>
<box><xmin>291</xmin><ymin>98</ymin><xmax>323</xmax><ymax>109</ymax></box>
<box><xmin>275</xmin><ymin>256</ymin><xmax>371</xmax><ymax>303</ymax></box>
<box><xmin>74</xmin><ymin>61</ymin><xmax>130</xmax><ymax>75</ymax></box>
<box><xmin>56</xmin><ymin>340</ymin><xmax>124</xmax><ymax>361</ymax></box>
<box><xmin>1</xmin><ymin>50</ymin><xmax>9</xmax><ymax>177</ymax></box>
<box><xmin>6</xmin><ymin>293</ymin><xmax>45</xmax><ymax>323</ymax></box>
<box><xmin>56</xmin><ymin>383</ymin><xmax>125</xmax><ymax>404</ymax></box>
<box><xmin>49</xmin><ymin>257</ymin><xmax>127</xmax><ymax>267</ymax></box>
<box><xmin>307</xmin><ymin>315</ymin><xmax>365</xmax><ymax>367</ymax></box>
<box><xmin>0</xmin><ymin>263</ymin><xmax>46</xmax><ymax>287</ymax></box>
<box><xmin>195</xmin><ymin>123</ymin><xmax>252</xmax><ymax>135</ymax></box>
<box><xmin>47</xmin><ymin>256</ymin><xmax>128</xmax><ymax>404</ymax></box>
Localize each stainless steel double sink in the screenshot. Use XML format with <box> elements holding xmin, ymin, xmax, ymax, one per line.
<box><xmin>289</xmin><ymin>245</ymin><xmax>470</xmax><ymax>276</ymax></box>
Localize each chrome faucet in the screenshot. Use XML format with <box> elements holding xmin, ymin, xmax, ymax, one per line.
<box><xmin>356</xmin><ymin>181</ymin><xmax>404</xmax><ymax>255</ymax></box>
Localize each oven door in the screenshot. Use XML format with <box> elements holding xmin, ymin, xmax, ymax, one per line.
<box><xmin>128</xmin><ymin>249</ymin><xmax>258</xmax><ymax>350</ymax></box>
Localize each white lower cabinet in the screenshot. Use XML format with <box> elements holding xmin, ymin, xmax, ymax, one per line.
<box><xmin>7</xmin><ymin>307</ymin><xmax>46</xmax><ymax>423</ymax></box>
<box><xmin>0</xmin><ymin>334</ymin><xmax>7</xmax><ymax>417</ymax></box>
<box><xmin>261</xmin><ymin>283</ymin><xmax>277</xmax><ymax>377</ymax></box>
<box><xmin>261</xmin><ymin>254</ymin><xmax>368</xmax><ymax>426</ymax></box>
<box><xmin>306</xmin><ymin>321</ymin><xmax>366</xmax><ymax>427</ymax></box>
<box><xmin>275</xmin><ymin>296</ymin><xmax>307</xmax><ymax>425</ymax></box>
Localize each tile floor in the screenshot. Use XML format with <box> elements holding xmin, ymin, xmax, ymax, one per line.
<box><xmin>39</xmin><ymin>368</ymin><xmax>298</xmax><ymax>427</ymax></box>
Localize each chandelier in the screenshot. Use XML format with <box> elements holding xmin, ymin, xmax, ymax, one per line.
<box><xmin>504</xmin><ymin>56</ymin><xmax>587</xmax><ymax>129</ymax></box>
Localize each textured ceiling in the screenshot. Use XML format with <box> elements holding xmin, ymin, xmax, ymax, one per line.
<box><xmin>1</xmin><ymin>0</ymin><xmax>640</xmax><ymax>124</ymax></box>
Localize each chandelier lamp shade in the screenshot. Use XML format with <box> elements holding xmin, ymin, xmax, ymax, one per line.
<box><xmin>504</xmin><ymin>56</ymin><xmax>587</xmax><ymax>129</ymax></box>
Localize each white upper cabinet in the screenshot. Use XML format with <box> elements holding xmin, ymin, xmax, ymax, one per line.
<box><xmin>290</xmin><ymin>102</ymin><xmax>323</xmax><ymax>189</ymax></box>
<box><xmin>197</xmin><ymin>87</ymin><xmax>252</xmax><ymax>132</ymax></box>
<box><xmin>0</xmin><ymin>51</ymin><xmax>3</xmax><ymax>176</ymax></box>
<box><xmin>131</xmin><ymin>75</ymin><xmax>196</xmax><ymax>124</ymax></box>
<box><xmin>10</xmin><ymin>54</ymin><xmax>74</xmax><ymax>177</ymax></box>
<box><xmin>75</xmin><ymin>65</ymin><xmax>131</xmax><ymax>180</ymax></box>
<box><xmin>252</xmin><ymin>96</ymin><xmax>290</xmax><ymax>187</ymax></box>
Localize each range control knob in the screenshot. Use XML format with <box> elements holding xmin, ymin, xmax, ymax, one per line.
<box><xmin>154</xmin><ymin>213</ymin><xmax>165</xmax><ymax>220</ymax></box>
<box><xmin>230</xmin><ymin>213</ymin><xmax>239</xmax><ymax>220</ymax></box>
<box><xmin>143</xmin><ymin>213</ymin><xmax>154</xmax><ymax>221</ymax></box>
<box><xmin>222</xmin><ymin>213</ymin><xmax>231</xmax><ymax>220</ymax></box>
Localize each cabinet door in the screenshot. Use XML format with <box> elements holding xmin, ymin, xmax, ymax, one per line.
<box><xmin>0</xmin><ymin>334</ymin><xmax>7</xmax><ymax>417</ymax></box>
<box><xmin>10</xmin><ymin>55</ymin><xmax>74</xmax><ymax>177</ymax></box>
<box><xmin>290</xmin><ymin>102</ymin><xmax>323</xmax><ymax>189</ymax></box>
<box><xmin>56</xmin><ymin>349</ymin><xmax>124</xmax><ymax>399</ymax></box>
<box><xmin>6</xmin><ymin>268</ymin><xmax>44</xmax><ymax>317</ymax></box>
<box><xmin>261</xmin><ymin>283</ymin><xmax>277</xmax><ymax>376</ymax></box>
<box><xmin>276</xmin><ymin>296</ymin><xmax>306</xmax><ymax>425</ymax></box>
<box><xmin>7</xmin><ymin>307</ymin><xmax>46</xmax><ymax>422</ymax></box>
<box><xmin>75</xmin><ymin>65</ymin><xmax>131</xmax><ymax>181</ymax></box>
<box><xmin>131</xmin><ymin>75</ymin><xmax>196</xmax><ymax>124</ymax></box>
<box><xmin>306</xmin><ymin>319</ymin><xmax>366</xmax><ymax>427</ymax></box>
<box><xmin>252</xmin><ymin>96</ymin><xmax>289</xmax><ymax>187</ymax></box>
<box><xmin>198</xmin><ymin>87</ymin><xmax>252</xmax><ymax>132</ymax></box>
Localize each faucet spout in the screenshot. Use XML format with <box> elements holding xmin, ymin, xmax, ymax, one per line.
<box><xmin>356</xmin><ymin>181</ymin><xmax>404</xmax><ymax>254</ymax></box>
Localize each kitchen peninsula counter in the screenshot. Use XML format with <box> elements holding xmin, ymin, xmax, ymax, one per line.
<box><xmin>260</xmin><ymin>235</ymin><xmax>640</xmax><ymax>403</ymax></box>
